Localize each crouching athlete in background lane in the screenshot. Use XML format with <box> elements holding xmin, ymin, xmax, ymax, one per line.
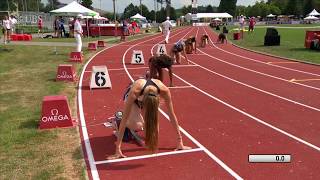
<box><xmin>107</xmin><ymin>78</ymin><xmax>191</xmax><ymax>159</ymax></box>
<box><xmin>170</xmin><ymin>40</ymin><xmax>189</xmax><ymax>65</ymax></box>
<box><xmin>185</xmin><ymin>36</ymin><xmax>197</xmax><ymax>54</ymax></box>
<box><xmin>149</xmin><ymin>55</ymin><xmax>174</xmax><ymax>87</ymax></box>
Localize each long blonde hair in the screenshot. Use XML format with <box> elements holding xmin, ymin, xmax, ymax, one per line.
<box><xmin>143</xmin><ymin>92</ymin><xmax>160</xmax><ymax>152</ymax></box>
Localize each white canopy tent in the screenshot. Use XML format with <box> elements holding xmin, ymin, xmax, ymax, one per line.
<box><xmin>308</xmin><ymin>9</ymin><xmax>320</xmax><ymax>16</ymax></box>
<box><xmin>304</xmin><ymin>15</ymin><xmax>319</xmax><ymax>20</ymax></box>
<box><xmin>267</xmin><ymin>14</ymin><xmax>276</xmax><ymax>18</ymax></box>
<box><xmin>186</xmin><ymin>13</ymin><xmax>233</xmax><ymax>24</ymax></box>
<box><xmin>196</xmin><ymin>13</ymin><xmax>233</xmax><ymax>19</ymax></box>
<box><xmin>50</xmin><ymin>1</ymin><xmax>100</xmax><ymax>37</ymax></box>
<box><xmin>130</xmin><ymin>13</ymin><xmax>146</xmax><ymax>20</ymax></box>
<box><xmin>50</xmin><ymin>1</ymin><xmax>99</xmax><ymax>16</ymax></box>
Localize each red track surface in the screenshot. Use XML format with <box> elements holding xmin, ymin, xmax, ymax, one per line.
<box><xmin>78</xmin><ymin>26</ymin><xmax>320</xmax><ymax>180</ymax></box>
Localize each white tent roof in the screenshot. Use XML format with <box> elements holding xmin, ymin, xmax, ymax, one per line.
<box><xmin>130</xmin><ymin>13</ymin><xmax>146</xmax><ymax>19</ymax></box>
<box><xmin>308</xmin><ymin>9</ymin><xmax>320</xmax><ymax>16</ymax></box>
<box><xmin>50</xmin><ymin>1</ymin><xmax>99</xmax><ymax>16</ymax></box>
<box><xmin>267</xmin><ymin>14</ymin><xmax>276</xmax><ymax>17</ymax></box>
<box><xmin>304</xmin><ymin>15</ymin><xmax>319</xmax><ymax>20</ymax></box>
<box><xmin>196</xmin><ymin>13</ymin><xmax>233</xmax><ymax>19</ymax></box>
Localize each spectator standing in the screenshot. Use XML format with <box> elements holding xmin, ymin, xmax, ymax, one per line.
<box><xmin>59</xmin><ymin>17</ymin><xmax>65</xmax><ymax>37</ymax></box>
<box><xmin>2</xmin><ymin>16</ymin><xmax>11</xmax><ymax>44</ymax></box>
<box><xmin>162</xmin><ymin>17</ymin><xmax>173</xmax><ymax>44</ymax></box>
<box><xmin>74</xmin><ymin>14</ymin><xmax>83</xmax><ymax>52</ymax></box>
<box><xmin>239</xmin><ymin>15</ymin><xmax>245</xmax><ymax>39</ymax></box>
<box><xmin>248</xmin><ymin>17</ymin><xmax>256</xmax><ymax>33</ymax></box>
<box><xmin>9</xmin><ymin>15</ymin><xmax>17</xmax><ymax>34</ymax></box>
<box><xmin>53</xmin><ymin>17</ymin><xmax>59</xmax><ymax>37</ymax></box>
<box><xmin>38</xmin><ymin>16</ymin><xmax>43</xmax><ymax>37</ymax></box>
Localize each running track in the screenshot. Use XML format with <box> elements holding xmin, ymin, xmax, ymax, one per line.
<box><xmin>78</xmin><ymin>26</ymin><xmax>320</xmax><ymax>180</ymax></box>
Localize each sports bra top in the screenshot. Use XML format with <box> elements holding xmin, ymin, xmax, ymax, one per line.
<box><xmin>135</xmin><ymin>79</ymin><xmax>160</xmax><ymax>108</ymax></box>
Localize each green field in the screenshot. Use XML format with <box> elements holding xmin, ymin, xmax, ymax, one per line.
<box><xmin>0</xmin><ymin>28</ymin><xmax>161</xmax><ymax>179</ymax></box>
<box><xmin>216</xmin><ymin>25</ymin><xmax>320</xmax><ymax>64</ymax></box>
<box><xmin>0</xmin><ymin>45</ymin><xmax>92</xmax><ymax>179</ymax></box>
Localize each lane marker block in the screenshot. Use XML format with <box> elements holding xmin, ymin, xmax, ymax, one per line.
<box><xmin>156</xmin><ymin>44</ymin><xmax>167</xmax><ymax>55</ymax></box>
<box><xmin>90</xmin><ymin>66</ymin><xmax>112</xmax><ymax>89</ymax></box>
<box><xmin>88</xmin><ymin>42</ymin><xmax>97</xmax><ymax>51</ymax></box>
<box><xmin>131</xmin><ymin>50</ymin><xmax>145</xmax><ymax>65</ymax></box>
<box><xmin>97</xmin><ymin>40</ymin><xmax>106</xmax><ymax>47</ymax></box>
<box><xmin>56</xmin><ymin>64</ymin><xmax>76</xmax><ymax>82</ymax></box>
<box><xmin>69</xmin><ymin>52</ymin><xmax>83</xmax><ymax>62</ymax></box>
<box><xmin>39</xmin><ymin>95</ymin><xmax>76</xmax><ymax>129</ymax></box>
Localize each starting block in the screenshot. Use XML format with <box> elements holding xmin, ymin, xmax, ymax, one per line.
<box><xmin>69</xmin><ymin>51</ymin><xmax>83</xmax><ymax>62</ymax></box>
<box><xmin>156</xmin><ymin>44</ymin><xmax>167</xmax><ymax>55</ymax></box>
<box><xmin>39</xmin><ymin>95</ymin><xmax>76</xmax><ymax>129</ymax></box>
<box><xmin>97</xmin><ymin>40</ymin><xmax>106</xmax><ymax>47</ymax></box>
<box><xmin>131</xmin><ymin>50</ymin><xmax>145</xmax><ymax>64</ymax></box>
<box><xmin>88</xmin><ymin>42</ymin><xmax>97</xmax><ymax>51</ymax></box>
<box><xmin>90</xmin><ymin>66</ymin><xmax>112</xmax><ymax>89</ymax></box>
<box><xmin>56</xmin><ymin>64</ymin><xmax>76</xmax><ymax>82</ymax></box>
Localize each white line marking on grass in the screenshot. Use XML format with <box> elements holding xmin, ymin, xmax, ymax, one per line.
<box><xmin>95</xmin><ymin>148</ymin><xmax>203</xmax><ymax>164</ymax></box>
<box><xmin>200</xmin><ymin>27</ymin><xmax>320</xmax><ymax>92</ymax></box>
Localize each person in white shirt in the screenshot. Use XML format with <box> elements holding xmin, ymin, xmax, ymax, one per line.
<box><xmin>74</xmin><ymin>14</ymin><xmax>83</xmax><ymax>52</ymax></box>
<box><xmin>2</xmin><ymin>16</ymin><xmax>11</xmax><ymax>44</ymax></box>
<box><xmin>9</xmin><ymin>15</ymin><xmax>17</xmax><ymax>34</ymax></box>
<box><xmin>239</xmin><ymin>15</ymin><xmax>245</xmax><ymax>39</ymax></box>
<box><xmin>162</xmin><ymin>17</ymin><xmax>173</xmax><ymax>44</ymax></box>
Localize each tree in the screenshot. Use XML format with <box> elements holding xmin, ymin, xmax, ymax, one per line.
<box><xmin>218</xmin><ymin>0</ymin><xmax>237</xmax><ymax>16</ymax></box>
<box><xmin>304</xmin><ymin>0</ymin><xmax>315</xmax><ymax>16</ymax></box>
<box><xmin>205</xmin><ymin>5</ymin><xmax>214</xmax><ymax>13</ymax></box>
<box><xmin>285</xmin><ymin>0</ymin><xmax>301</xmax><ymax>15</ymax></box>
<box><xmin>181</xmin><ymin>5</ymin><xmax>192</xmax><ymax>15</ymax></box>
<box><xmin>42</xmin><ymin>0</ymin><xmax>61</xmax><ymax>12</ymax></box>
<box><xmin>81</xmin><ymin>0</ymin><xmax>93</xmax><ymax>9</ymax></box>
<box><xmin>0</xmin><ymin>0</ymin><xmax>17</xmax><ymax>11</ymax></box>
<box><xmin>141</xmin><ymin>4</ymin><xmax>151</xmax><ymax>20</ymax></box>
<box><xmin>121</xmin><ymin>3</ymin><xmax>140</xmax><ymax>20</ymax></box>
<box><xmin>235</xmin><ymin>6</ymin><xmax>247</xmax><ymax>16</ymax></box>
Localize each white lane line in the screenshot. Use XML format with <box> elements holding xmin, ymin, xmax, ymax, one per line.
<box><xmin>200</xmin><ymin>27</ymin><xmax>320</xmax><ymax>92</ymax></box>
<box><xmin>204</xmin><ymin>27</ymin><xmax>320</xmax><ymax>77</ymax></box>
<box><xmin>157</xmin><ymin>27</ymin><xmax>320</xmax><ymax>152</ymax></box>
<box><xmin>168</xmin><ymin>85</ymin><xmax>193</xmax><ymax>89</ymax></box>
<box><xmin>188</xmin><ymin>58</ymin><xmax>320</xmax><ymax>112</ymax></box>
<box><xmin>78</xmin><ymin>29</ymin><xmax>187</xmax><ymax>180</ymax></box>
<box><xmin>79</xmin><ymin>45</ymin><xmax>123</xmax><ymax>180</ymax></box>
<box><xmin>169</xmin><ymin>60</ymin><xmax>320</xmax><ymax>152</ymax></box>
<box><xmin>95</xmin><ymin>148</ymin><xmax>203</xmax><ymax>164</ymax></box>
<box><xmin>149</xmin><ymin>27</ymin><xmax>243</xmax><ymax>180</ymax></box>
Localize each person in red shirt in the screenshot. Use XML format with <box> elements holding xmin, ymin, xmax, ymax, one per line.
<box><xmin>38</xmin><ymin>16</ymin><xmax>43</xmax><ymax>37</ymax></box>
<box><xmin>131</xmin><ymin>20</ymin><xmax>138</xmax><ymax>35</ymax></box>
<box><xmin>249</xmin><ymin>17</ymin><xmax>256</xmax><ymax>33</ymax></box>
